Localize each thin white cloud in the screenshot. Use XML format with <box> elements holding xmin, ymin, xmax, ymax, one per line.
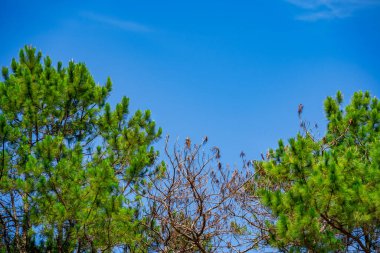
<box><xmin>82</xmin><ymin>12</ymin><xmax>151</xmax><ymax>32</ymax></box>
<box><xmin>286</xmin><ymin>0</ymin><xmax>380</xmax><ymax>20</ymax></box>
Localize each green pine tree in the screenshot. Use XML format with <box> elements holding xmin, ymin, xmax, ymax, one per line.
<box><xmin>0</xmin><ymin>46</ymin><xmax>163</xmax><ymax>252</ymax></box>
<box><xmin>255</xmin><ymin>91</ymin><xmax>380</xmax><ymax>252</ymax></box>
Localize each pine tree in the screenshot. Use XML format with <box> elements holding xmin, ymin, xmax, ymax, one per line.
<box><xmin>0</xmin><ymin>46</ymin><xmax>163</xmax><ymax>252</ymax></box>
<box><xmin>255</xmin><ymin>91</ymin><xmax>380</xmax><ymax>252</ymax></box>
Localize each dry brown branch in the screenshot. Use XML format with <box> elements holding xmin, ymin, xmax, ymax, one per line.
<box><xmin>142</xmin><ymin>136</ymin><xmax>272</xmax><ymax>253</ymax></box>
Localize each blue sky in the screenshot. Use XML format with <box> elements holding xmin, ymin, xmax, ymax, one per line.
<box><xmin>1</xmin><ymin>0</ymin><xmax>380</xmax><ymax>165</ymax></box>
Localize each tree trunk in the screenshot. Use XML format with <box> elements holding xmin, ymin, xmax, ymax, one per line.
<box><xmin>21</xmin><ymin>193</ymin><xmax>30</xmax><ymax>253</ymax></box>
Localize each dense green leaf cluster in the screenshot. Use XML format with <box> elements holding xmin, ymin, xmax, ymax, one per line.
<box><xmin>0</xmin><ymin>46</ymin><xmax>162</xmax><ymax>252</ymax></box>
<box><xmin>255</xmin><ymin>91</ymin><xmax>380</xmax><ymax>252</ymax></box>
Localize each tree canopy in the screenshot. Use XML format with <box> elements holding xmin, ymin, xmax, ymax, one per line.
<box><xmin>1</xmin><ymin>46</ymin><xmax>379</xmax><ymax>253</ymax></box>
<box><xmin>255</xmin><ymin>91</ymin><xmax>380</xmax><ymax>252</ymax></box>
<box><xmin>0</xmin><ymin>46</ymin><xmax>162</xmax><ymax>252</ymax></box>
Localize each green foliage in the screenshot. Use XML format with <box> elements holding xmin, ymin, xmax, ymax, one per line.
<box><xmin>255</xmin><ymin>91</ymin><xmax>380</xmax><ymax>252</ymax></box>
<box><xmin>0</xmin><ymin>46</ymin><xmax>162</xmax><ymax>252</ymax></box>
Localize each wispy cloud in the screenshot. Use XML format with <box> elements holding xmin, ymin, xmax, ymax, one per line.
<box><xmin>81</xmin><ymin>12</ymin><xmax>151</xmax><ymax>32</ymax></box>
<box><xmin>286</xmin><ymin>0</ymin><xmax>380</xmax><ymax>21</ymax></box>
